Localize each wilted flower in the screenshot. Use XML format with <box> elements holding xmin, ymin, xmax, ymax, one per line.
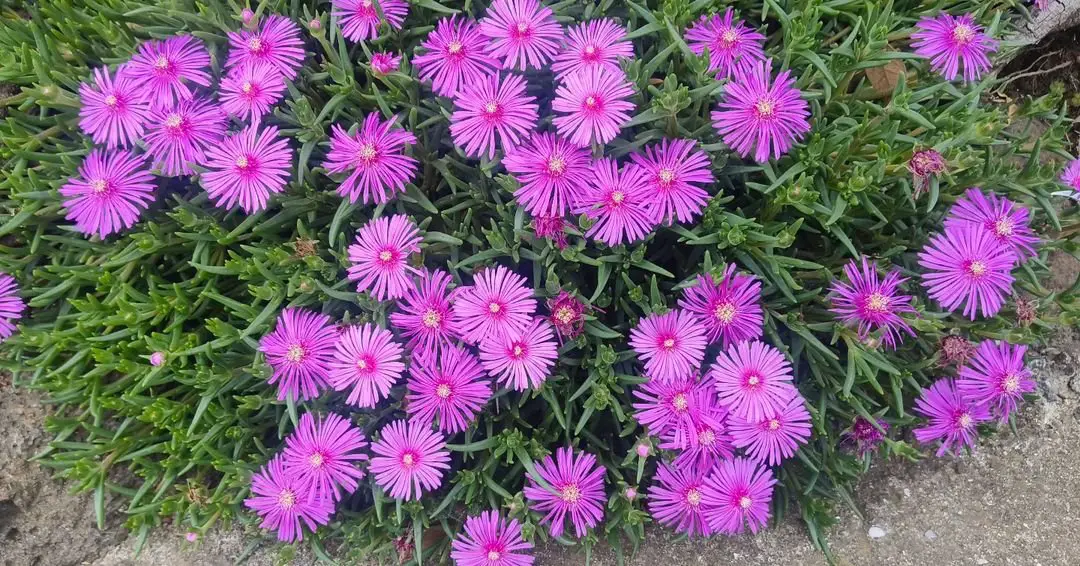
<box><xmin>908</xmin><ymin>149</ymin><xmax>946</xmax><ymax>198</ymax></box>
<box><xmin>532</xmin><ymin>215</ymin><xmax>569</xmax><ymax>249</ymax></box>
<box><xmin>843</xmin><ymin>417</ymin><xmax>888</xmax><ymax>456</ymax></box>
<box><xmin>939</xmin><ymin>334</ymin><xmax>976</xmax><ymax>366</ymax></box>
<box><xmin>370</xmin><ymin>52</ymin><xmax>402</xmax><ymax>76</ymax></box>
<box><xmin>547</xmin><ymin>291</ymin><xmax>587</xmax><ymax>340</ymax></box>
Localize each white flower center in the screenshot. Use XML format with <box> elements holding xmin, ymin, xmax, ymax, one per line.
<box><xmin>448</xmin><ymin>40</ymin><xmax>463</xmax><ymax>55</ymax></box>
<box><xmin>422</xmin><ymin>309</ymin><xmax>441</xmax><ymax>328</ymax></box>
<box><xmin>90</xmin><ymin>179</ymin><xmax>108</xmax><ymax>194</ymax></box>
<box><xmin>555</xmin><ymin>307</ymin><xmax>574</xmax><ymax>323</ymax></box>
<box><xmin>104</xmin><ymin>94</ymin><xmax>117</xmax><ymax>106</ymax></box>
<box><xmin>768</xmin><ymin>418</ymin><xmax>781</xmax><ymax>431</ymax></box>
<box><xmin>547</xmin><ymin>156</ymin><xmax>566</xmax><ymax>175</ymax></box>
<box><xmin>484</xmin><ymin>101</ymin><xmax>499</xmax><ymax>114</ymax></box>
<box><xmin>715</xmin><ymin>302</ymin><xmax>736</xmax><ymax>324</ymax></box>
<box><xmin>658</xmin><ymin>168</ymin><xmax>675</xmax><ymax>186</ymax></box>
<box><xmin>755</xmin><ymin>98</ymin><xmax>775</xmax><ymax>118</ymax></box>
<box><xmin>516</xmin><ymin>22</ymin><xmax>529</xmax><ymax>34</ymax></box>
<box><xmin>278</xmin><ymin>489</ymin><xmax>296</xmax><ymax>509</ymax></box>
<box><xmin>1003</xmin><ymin>374</ymin><xmax>1020</xmax><ymax>393</ymax></box>
<box><xmin>308</xmin><ymin>453</ymin><xmax>324</xmax><ymax>468</ymax></box>
<box><xmin>967</xmin><ymin>260</ymin><xmax>988</xmax><ymax>278</ymax></box>
<box><xmin>662</xmin><ymin>337</ymin><xmax>675</xmax><ymax>349</ymax></box>
<box><xmin>379</xmin><ymin>250</ymin><xmax>393</xmax><ymax>262</ymax></box>
<box><xmin>487</xmin><ymin>550</ymin><xmax>501</xmax><ymax>562</ymax></box>
<box><xmin>235</xmin><ymin>156</ymin><xmax>250</xmax><ymax>168</ymax></box>
<box><xmin>155</xmin><ymin>55</ymin><xmax>169</xmax><ymax>69</ymax></box>
<box><xmin>561</xmin><ymin>483</ymin><xmax>581</xmax><ymax>503</ymax></box>
<box><xmin>686</xmin><ymin>488</ymin><xmax>702</xmax><ymax>507</ymax></box>
<box><xmin>958</xmin><ymin>413</ymin><xmax>973</xmax><ymax>428</ymax></box>
<box><xmin>720</xmin><ymin>29</ymin><xmax>738</xmax><ymax>47</ymax></box>
<box><xmin>401</xmin><ymin>453</ymin><xmax>415</xmax><ymax>467</ymax></box>
<box><xmin>952</xmin><ymin>24</ymin><xmax>975</xmax><ymax>45</ymax></box>
<box><xmin>994</xmin><ymin>217</ymin><xmax>1014</xmax><ymax>237</ymax></box>
<box><xmin>286</xmin><ymin>344</ymin><xmax>304</xmax><ymax>363</ymax></box>
<box><xmin>436</xmin><ymin>383</ymin><xmax>452</xmax><ymax>399</ymax></box>
<box><xmin>672</xmin><ymin>393</ymin><xmax>688</xmax><ymax>412</ymax></box>
<box><xmin>512</xmin><ymin>343</ymin><xmax>525</xmax><ymax>358</ymax></box>
<box><xmin>489</xmin><ymin>302</ymin><xmax>501</xmax><ymax>314</ymax></box>
<box><xmin>248</xmin><ymin>37</ymin><xmax>263</xmax><ymax>52</ymax></box>
<box><xmin>739</xmin><ymin>496</ymin><xmax>753</xmax><ymax>510</ymax></box>
<box><xmin>699</xmin><ymin>429</ymin><xmax>715</xmax><ymax>446</ymax></box>
<box><xmin>356</xmin><ymin>358</ymin><xmax>369</xmax><ymax>371</ymax></box>
<box><xmin>585</xmin><ymin>95</ymin><xmax>597</xmax><ymax>108</ymax></box>
<box><xmin>357</xmin><ymin>142</ymin><xmax>377</xmax><ymax>163</ymax></box>
<box><xmin>866</xmin><ymin>292</ymin><xmax>889</xmax><ymax>313</ymax></box>
<box><xmin>165</xmin><ymin>113</ymin><xmax>183</xmax><ymax>129</ymax></box>
<box><xmin>611</xmin><ymin>190</ymin><xmax>625</xmax><ymax>204</ymax></box>
<box><xmin>584</xmin><ymin>45</ymin><xmax>597</xmax><ymax>55</ymax></box>
<box><xmin>241</xmin><ymin>81</ymin><xmax>253</xmax><ymax>94</ymax></box>
<box><xmin>746</xmin><ymin>373</ymin><xmax>761</xmax><ymax>387</ymax></box>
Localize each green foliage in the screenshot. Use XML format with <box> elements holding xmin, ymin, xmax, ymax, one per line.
<box><xmin>1</xmin><ymin>0</ymin><xmax>1078</xmax><ymax>563</ymax></box>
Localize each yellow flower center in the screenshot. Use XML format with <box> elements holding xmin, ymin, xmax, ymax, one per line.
<box><xmin>561</xmin><ymin>483</ymin><xmax>581</xmax><ymax>503</ymax></box>
<box><xmin>517</xmin><ymin>22</ymin><xmax>529</xmax><ymax>34</ymax></box>
<box><xmin>104</xmin><ymin>95</ymin><xmax>117</xmax><ymax>106</ymax></box>
<box><xmin>699</xmin><ymin>429</ymin><xmax>715</xmax><ymax>445</ymax></box>
<box><xmin>714</xmin><ymin>302</ymin><xmax>736</xmax><ymax>324</ymax></box>
<box><xmin>720</xmin><ymin>29</ymin><xmax>739</xmax><ymax>46</ymax></box>
<box><xmin>235</xmin><ymin>156</ymin><xmax>249</xmax><ymax>168</ymax></box>
<box><xmin>487</xmin><ymin>550</ymin><xmax>501</xmax><ymax>561</ymax></box>
<box><xmin>739</xmin><ymin>496</ymin><xmax>753</xmax><ymax>510</ymax></box>
<box><xmin>662</xmin><ymin>338</ymin><xmax>675</xmax><ymax>349</ymax></box>
<box><xmin>611</xmin><ymin>190</ymin><xmax>625</xmax><ymax>204</ymax></box>
<box><xmin>358</xmin><ymin>143</ymin><xmax>377</xmax><ymax>163</ymax></box>
<box><xmin>584</xmin><ymin>45</ymin><xmax>596</xmax><ymax>55</ymax></box>
<box><xmin>555</xmin><ymin>307</ymin><xmax>574</xmax><ymax>324</ymax></box>
<box><xmin>422</xmin><ymin>309</ymin><xmax>441</xmax><ymax>328</ymax></box>
<box><xmin>489</xmin><ymin>302</ymin><xmax>501</xmax><ymax>314</ymax></box>
<box><xmin>90</xmin><ymin>179</ymin><xmax>108</xmax><ymax>194</ymax></box>
<box><xmin>994</xmin><ymin>218</ymin><xmax>1014</xmax><ymax>237</ymax></box>
<box><xmin>308</xmin><ymin>453</ymin><xmax>324</xmax><ymax>468</ymax></box>
<box><xmin>547</xmin><ymin>156</ymin><xmax>565</xmax><ymax>175</ymax></box>
<box><xmin>484</xmin><ymin>101</ymin><xmax>499</xmax><ymax>114</ymax></box>
<box><xmin>436</xmin><ymin>383</ymin><xmax>452</xmax><ymax>399</ymax></box>
<box><xmin>968</xmin><ymin>260</ymin><xmax>987</xmax><ymax>278</ymax></box>
<box><xmin>672</xmin><ymin>393</ymin><xmax>688</xmax><ymax>411</ymax></box>
<box><xmin>402</xmin><ymin>453</ymin><xmax>415</xmax><ymax>467</ymax></box>
<box><xmin>658</xmin><ymin>168</ymin><xmax>675</xmax><ymax>186</ymax></box>
<box><xmin>155</xmin><ymin>55</ymin><xmax>169</xmax><ymax>69</ymax></box>
<box><xmin>1003</xmin><ymin>374</ymin><xmax>1020</xmax><ymax>393</ymax></box>
<box><xmin>768</xmin><ymin>419</ymin><xmax>781</xmax><ymax>431</ymax></box>
<box><xmin>866</xmin><ymin>292</ymin><xmax>889</xmax><ymax>313</ymax></box>
<box><xmin>747</xmin><ymin>373</ymin><xmax>761</xmax><ymax>387</ymax></box>
<box><xmin>278</xmin><ymin>489</ymin><xmax>296</xmax><ymax>509</ymax></box>
<box><xmin>958</xmin><ymin>413</ymin><xmax>973</xmax><ymax>428</ymax></box>
<box><xmin>248</xmin><ymin>37</ymin><xmax>263</xmax><ymax>52</ymax></box>
<box><xmin>241</xmin><ymin>81</ymin><xmax>253</xmax><ymax>93</ymax></box>
<box><xmin>952</xmin><ymin>24</ymin><xmax>975</xmax><ymax>44</ymax></box>
<box><xmin>755</xmin><ymin>99</ymin><xmax>775</xmax><ymax>118</ymax></box>
<box><xmin>165</xmin><ymin>114</ymin><xmax>183</xmax><ymax>128</ymax></box>
<box><xmin>585</xmin><ymin>95</ymin><xmax>597</xmax><ymax>107</ymax></box>
<box><xmin>448</xmin><ymin>41</ymin><xmax>463</xmax><ymax>54</ymax></box>
<box><xmin>379</xmin><ymin>250</ymin><xmax>393</xmax><ymax>262</ymax></box>
<box><xmin>686</xmin><ymin>488</ymin><xmax>702</xmax><ymax>507</ymax></box>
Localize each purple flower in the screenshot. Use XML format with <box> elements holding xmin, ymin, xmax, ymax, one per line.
<box><xmin>571</xmin><ymin>158</ymin><xmax>656</xmax><ymax>246</ymax></box>
<box><xmin>712</xmin><ymin>59</ymin><xmax>811</xmax><ymax>163</ymax></box>
<box><xmin>450</xmin><ymin>510</ymin><xmax>534</xmax><ymax>566</ymax></box>
<box><xmin>913</xmin><ymin>378</ymin><xmax>991</xmax><ymax>456</ymax></box>
<box><xmin>324</xmin><ymin>115</ymin><xmax>418</xmax><ymax>204</ymax></box>
<box><xmin>523</xmin><ymin>447</ymin><xmax>605</xmax><ymax>538</ymax></box>
<box><xmin>143</xmin><ymin>97</ymin><xmax>227</xmax><ymax>177</ymax></box>
<box><xmin>452</xmin><ymin>265</ymin><xmax>537</xmax><ymax>344</ymax></box>
<box><xmin>911</xmin><ymin>13</ymin><xmax>997</xmax><ymax>83</ymax></box>
<box><xmin>632</xmin><ymin>375</ymin><xmax>714</xmax><ymax>451</ymax></box>
<box><xmin>414</xmin><ymin>16</ymin><xmax>500</xmax><ymax>98</ymax></box>
<box><xmin>710</xmin><ymin>340</ymin><xmax>796</xmax><ymax>422</ymax></box>
<box><xmin>1060</xmin><ymin>159</ymin><xmax>1080</xmax><ymax>197</ymax></box>
<box><xmin>551</xmin><ymin>18</ymin><xmax>633</xmax><ymax>79</ymax></box>
<box><xmin>333</xmin><ymin>0</ymin><xmax>408</xmax><ymax>42</ymax></box>
<box><xmin>406</xmin><ymin>345</ymin><xmax>491</xmax><ymax>434</ymax></box>
<box><xmin>727</xmin><ymin>393</ymin><xmax>812</xmax><ymax>466</ymax></box>
<box><xmin>346</xmin><ymin>215</ymin><xmax>422</xmax><ymax>301</ymax></box>
<box><xmin>532</xmin><ymin>215</ymin><xmax>569</xmax><ymax>249</ymax></box>
<box><xmin>630</xmin><ymin>138</ymin><xmax>714</xmax><ymax>225</ymax></box>
<box><xmin>390</xmin><ymin>269</ymin><xmax>462</xmax><ymax>356</ymax></box>
<box><xmin>60</xmin><ymin>149</ymin><xmax>155</xmax><ymax>239</ymax></box>
<box><xmin>685</xmin><ymin>8</ymin><xmax>766</xmax><ymax>78</ymax></box>
<box><xmin>648</xmin><ymin>463</ymin><xmax>712</xmax><ymax>537</ymax></box>
<box><xmin>664</xmin><ymin>405</ymin><xmax>735</xmax><ymax>470</ymax></box>
<box><xmin>244</xmin><ymin>457</ymin><xmax>333</xmax><ymax>543</ymax></box>
<box><xmin>227</xmin><ymin>14</ymin><xmax>306</xmax><ymax>79</ymax></box>
<box><xmin>259</xmin><ymin>308</ymin><xmax>337</xmax><ymax>401</ymax></box>
<box><xmin>479</xmin><ymin>0</ymin><xmax>563</xmax><ymax>71</ymax></box>
<box><xmin>479</xmin><ymin>317</ymin><xmax>558</xmax><ymax>391</ymax></box>
<box><xmin>918</xmin><ymin>223</ymin><xmax>1015</xmax><ymax>319</ymax></box>
<box><xmin>127</xmin><ymin>36</ymin><xmax>211</xmax><ymax>110</ymax></box>
<box><xmin>328</xmin><ymin>323</ymin><xmax>406</xmax><ymax>408</ymax></box>
<box><xmin>0</xmin><ymin>274</ymin><xmax>26</xmax><ymax>343</ymax></box>
<box><xmin>450</xmin><ymin>73</ymin><xmax>539</xmax><ymax>160</ymax></box>
<box><xmin>843</xmin><ymin>417</ymin><xmax>888</xmax><ymax>456</ymax></box>
<box><xmin>628</xmin><ymin>310</ymin><xmax>708</xmax><ymax>383</ymax></box>
<box><xmin>369</xmin><ymin>419</ymin><xmax>451</xmax><ymax>500</ymax></box>
<box><xmin>551</xmin><ymin>67</ymin><xmax>635</xmax><ymax>147</ymax></box>
<box><xmin>678</xmin><ymin>264</ymin><xmax>764</xmax><ymax>347</ymax></box>
<box><xmin>282</xmin><ymin>412</ymin><xmax>368</xmax><ymax>501</ymax></box>
<box><xmin>202</xmin><ymin>125</ymin><xmax>292</xmax><ymax>213</ymax></box>
<box><xmin>700</xmin><ymin>457</ymin><xmax>776</xmax><ymax>535</ymax></box>
<box><xmin>219</xmin><ymin>63</ymin><xmax>287</xmax><ymax>123</ymax></box>
<box><xmin>546</xmin><ymin>291</ymin><xmax>587</xmax><ymax>341</ymax></box>
<box><xmin>503</xmin><ymin>132</ymin><xmax>592</xmax><ymax>217</ymax></box>
<box><xmin>78</xmin><ymin>66</ymin><xmax>151</xmax><ymax>149</ymax></box>
<box><xmin>957</xmin><ymin>340</ymin><xmax>1035</xmax><ymax>424</ymax></box>
<box><xmin>370</xmin><ymin>51</ymin><xmax>402</xmax><ymax>76</ymax></box>
<box><xmin>829</xmin><ymin>257</ymin><xmax>917</xmax><ymax>349</ymax></box>
<box><xmin>945</xmin><ymin>187</ymin><xmax>1038</xmax><ymax>261</ymax></box>
<box><xmin>149</xmin><ymin>351</ymin><xmax>166</xmax><ymax>367</ymax></box>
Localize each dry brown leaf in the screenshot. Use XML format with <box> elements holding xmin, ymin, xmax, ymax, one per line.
<box><xmin>865</xmin><ymin>60</ymin><xmax>906</xmax><ymax>98</ymax></box>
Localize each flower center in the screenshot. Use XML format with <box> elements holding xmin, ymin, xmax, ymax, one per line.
<box><xmin>356</xmin><ymin>357</ymin><xmax>370</xmax><ymax>371</ymax></box>
<box><xmin>685</xmin><ymin>488</ymin><xmax>702</xmax><ymax>507</ymax></box>
<box><xmin>865</xmin><ymin>292</ymin><xmax>889</xmax><ymax>313</ymax></box>
<box><xmin>90</xmin><ymin>179</ymin><xmax>109</xmax><ymax>194</ymax></box>
<box><xmin>739</xmin><ymin>495</ymin><xmax>753</xmax><ymax>510</ymax></box>
<box><xmin>286</xmin><ymin>344</ymin><xmax>305</xmax><ymax>363</ymax></box>
<box><xmin>746</xmin><ymin>372</ymin><xmax>761</xmax><ymax>387</ymax></box>
<box><xmin>719</xmin><ymin>28</ymin><xmax>739</xmax><ymax>48</ymax></box>
<box><xmin>952</xmin><ymin>24</ymin><xmax>975</xmax><ymax>45</ymax></box>
<box><xmin>657</xmin><ymin>168</ymin><xmax>675</xmax><ymax>187</ymax></box>
<box><xmin>958</xmin><ymin>412</ymin><xmax>973</xmax><ymax>428</ymax></box>
<box><xmin>487</xmin><ymin>550</ymin><xmax>502</xmax><ymax>562</ymax></box>
<box><xmin>555</xmin><ymin>307</ymin><xmax>574</xmax><ymax>324</ymax></box>
<box><xmin>489</xmin><ymin>302</ymin><xmax>501</xmax><ymax>314</ymax></box>
<box><xmin>754</xmin><ymin>98</ymin><xmax>775</xmax><ymax>119</ymax></box>
<box><xmin>401</xmin><ymin>452</ymin><xmax>416</xmax><ymax>468</ymax></box>
<box><xmin>447</xmin><ymin>40</ymin><xmax>463</xmax><ymax>55</ymax></box>
<box><xmin>278</xmin><ymin>489</ymin><xmax>295</xmax><ymax>509</ymax></box>
<box><xmin>484</xmin><ymin>101</ymin><xmax>499</xmax><ymax>115</ymax></box>
<box><xmin>560</xmin><ymin>483</ymin><xmax>581</xmax><ymax>503</ymax></box>
<box><xmin>768</xmin><ymin>418</ymin><xmax>781</xmax><ymax>431</ymax></box>
<box><xmin>357</xmin><ymin>142</ymin><xmax>377</xmax><ymax>163</ymax></box>
<box><xmin>361</xmin><ymin>0</ymin><xmax>373</xmax><ymax>7</ymax></box>
<box><xmin>585</xmin><ymin>95</ymin><xmax>597</xmax><ymax>108</ymax></box>
<box><xmin>662</xmin><ymin>337</ymin><xmax>676</xmax><ymax>350</ymax></box>
<box><xmin>967</xmin><ymin>260</ymin><xmax>988</xmax><ymax>278</ymax></box>
<box><xmin>611</xmin><ymin>190</ymin><xmax>625</xmax><ymax>204</ymax></box>
<box><xmin>672</xmin><ymin>393</ymin><xmax>688</xmax><ymax>412</ymax></box>
<box><xmin>155</xmin><ymin>55</ymin><xmax>170</xmax><ymax>69</ymax></box>
<box><xmin>516</xmin><ymin>22</ymin><xmax>529</xmax><ymax>34</ymax></box>
<box><xmin>1002</xmin><ymin>373</ymin><xmax>1020</xmax><ymax>393</ymax></box>
<box><xmin>547</xmin><ymin>156</ymin><xmax>566</xmax><ymax>176</ymax></box>
<box><xmin>699</xmin><ymin>428</ymin><xmax>715</xmax><ymax>446</ymax></box>
<box><xmin>994</xmin><ymin>217</ymin><xmax>1014</xmax><ymax>237</ymax></box>
<box><xmin>422</xmin><ymin>309</ymin><xmax>441</xmax><ymax>328</ymax></box>
<box><xmin>308</xmin><ymin>452</ymin><xmax>324</xmax><ymax>468</ymax></box>
<box><xmin>714</xmin><ymin>302</ymin><xmax>737</xmax><ymax>324</ymax></box>
<box><xmin>248</xmin><ymin>37</ymin><xmax>263</xmax><ymax>53</ymax></box>
<box><xmin>584</xmin><ymin>44</ymin><xmax>597</xmax><ymax>56</ymax></box>
<box><xmin>436</xmin><ymin>383</ymin><xmax>452</xmax><ymax>399</ymax></box>
<box><xmin>241</xmin><ymin>81</ymin><xmax>253</xmax><ymax>94</ymax></box>
<box><xmin>235</xmin><ymin>155</ymin><xmax>250</xmax><ymax>169</ymax></box>
<box><xmin>511</xmin><ymin>342</ymin><xmax>526</xmax><ymax>358</ymax></box>
<box><xmin>379</xmin><ymin>249</ymin><xmax>394</xmax><ymax>263</ymax></box>
<box><xmin>165</xmin><ymin>113</ymin><xmax>183</xmax><ymax>129</ymax></box>
<box><xmin>104</xmin><ymin>94</ymin><xmax>118</xmax><ymax>106</ymax></box>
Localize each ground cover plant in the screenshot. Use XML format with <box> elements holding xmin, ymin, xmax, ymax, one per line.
<box><xmin>1</xmin><ymin>0</ymin><xmax>1079</xmax><ymax>563</ymax></box>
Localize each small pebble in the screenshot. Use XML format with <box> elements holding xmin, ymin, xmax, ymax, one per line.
<box><xmin>868</xmin><ymin>526</ymin><xmax>886</xmax><ymax>539</ymax></box>
<box><xmin>924</xmin><ymin>530</ymin><xmax>937</xmax><ymax>541</ymax></box>
<box><xmin>976</xmin><ymin>559</ymin><xmax>988</xmax><ymax>565</ymax></box>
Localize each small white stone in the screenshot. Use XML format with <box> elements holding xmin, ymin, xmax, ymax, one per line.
<box><xmin>924</xmin><ymin>530</ymin><xmax>937</xmax><ymax>540</ymax></box>
<box><xmin>975</xmin><ymin>559</ymin><xmax>989</xmax><ymax>565</ymax></box>
<box><xmin>904</xmin><ymin>488</ymin><xmax>911</xmax><ymax>498</ymax></box>
<box><xmin>868</xmin><ymin>526</ymin><xmax>887</xmax><ymax>539</ymax></box>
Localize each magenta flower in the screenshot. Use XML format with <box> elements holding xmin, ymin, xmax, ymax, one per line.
<box><xmin>370</xmin><ymin>52</ymin><xmax>402</xmax><ymax>76</ymax></box>
<box><xmin>414</xmin><ymin>16</ymin><xmax>500</xmax><ymax>98</ymax></box>
<box><xmin>503</xmin><ymin>132</ymin><xmax>592</xmax><ymax>217</ymax></box>
<box><xmin>918</xmin><ymin>223</ymin><xmax>1015</xmax><ymax>319</ymax></box>
<box><xmin>406</xmin><ymin>345</ymin><xmax>491</xmax><ymax>434</ymax></box>
<box><xmin>913</xmin><ymin>378</ymin><xmax>991</xmax><ymax>457</ymax></box>
<box><xmin>150</xmin><ymin>352</ymin><xmax>166</xmax><ymax>367</ymax></box>
<box><xmin>346</xmin><ymin>215</ymin><xmax>421</xmax><ymax>301</ymax></box>
<box><xmin>712</xmin><ymin>59</ymin><xmax>810</xmax><ymax>163</ymax></box>
<box><xmin>227</xmin><ymin>14</ymin><xmax>306</xmax><ymax>79</ymax></box>
<box><xmin>369</xmin><ymin>419</ymin><xmax>451</xmax><ymax>500</ymax></box>
<box><xmin>829</xmin><ymin>257</ymin><xmax>917</xmax><ymax>350</ymax></box>
<box><xmin>259</xmin><ymin>308</ymin><xmax>337</xmax><ymax>401</ymax></box>
<box><xmin>728</xmin><ymin>393</ymin><xmax>812</xmax><ymax>466</ymax></box>
<box><xmin>1060</xmin><ymin>159</ymin><xmax>1080</xmax><ymax>196</ymax></box>
<box><xmin>700</xmin><ymin>457</ymin><xmax>776</xmax><ymax>535</ymax></box>
<box><xmin>78</xmin><ymin>66</ymin><xmax>150</xmax><ymax>149</ymax></box>
<box><xmin>664</xmin><ymin>406</ymin><xmax>735</xmax><ymax>470</ymax></box>
<box><xmin>629</xmin><ymin>138</ymin><xmax>714</xmax><ymax>225</ymax></box>
<box><xmin>450</xmin><ymin>73</ymin><xmax>539</xmax><ymax>160</ymax></box>
<box><xmin>678</xmin><ymin>265</ymin><xmax>763</xmax><ymax>347</ymax></box>
<box><xmin>202</xmin><ymin>125</ymin><xmax>292</xmax><ymax>213</ymax></box>
<box><xmin>909</xmin><ymin>149</ymin><xmax>947</xmax><ymax>198</ymax></box>
<box><xmin>532</xmin><ymin>215</ymin><xmax>569</xmax><ymax>249</ymax></box>
<box><xmin>328</xmin><ymin>323</ymin><xmax>405</xmax><ymax>408</ymax></box>
<box><xmin>389</xmin><ymin>269</ymin><xmax>462</xmax><ymax>356</ymax></box>
<box><xmin>523</xmin><ymin>447</ymin><xmax>605</xmax><ymax>538</ymax></box>
<box><xmin>127</xmin><ymin>35</ymin><xmax>211</xmax><ymax>110</ymax></box>
<box><xmin>946</xmin><ymin>188</ymin><xmax>1038</xmax><ymax>261</ymax></box>
<box><xmin>632</xmin><ymin>375</ymin><xmax>713</xmax><ymax>450</ymax></box>
<box><xmin>282</xmin><ymin>412</ymin><xmax>368</xmax><ymax>501</ymax></box>
<box><xmin>451</xmin><ymin>510</ymin><xmax>534</xmax><ymax>566</ymax></box>
<box><xmin>628</xmin><ymin>310</ymin><xmax>708</xmax><ymax>383</ymax></box>
<box><xmin>547</xmin><ymin>291</ymin><xmax>587</xmax><ymax>341</ymax></box>
<box><xmin>60</xmin><ymin>149</ymin><xmax>155</xmax><ymax>239</ymax></box>
<box><xmin>0</xmin><ymin>274</ymin><xmax>25</xmax><ymax>343</ymax></box>
<box><xmin>324</xmin><ymin>115</ymin><xmax>418</xmax><ymax>204</ymax></box>
<box><xmin>144</xmin><ymin>97</ymin><xmax>227</xmax><ymax>177</ymax></box>
<box><xmin>479</xmin><ymin>0</ymin><xmax>563</xmax><ymax>71</ymax></box>
<box><xmin>551</xmin><ymin>18</ymin><xmax>633</xmax><ymax>79</ymax></box>
<box><xmin>648</xmin><ymin>463</ymin><xmax>712</xmax><ymax>538</ymax></box>
<box><xmin>244</xmin><ymin>457</ymin><xmax>333</xmax><ymax>543</ymax></box>
<box><xmin>843</xmin><ymin>417</ymin><xmax>888</xmax><ymax>456</ymax></box>
<box><xmin>219</xmin><ymin>63</ymin><xmax>287</xmax><ymax>123</ymax></box>
<box><xmin>333</xmin><ymin>0</ymin><xmax>408</xmax><ymax>42</ymax></box>
<box><xmin>479</xmin><ymin>318</ymin><xmax>558</xmax><ymax>391</ymax></box>
<box><xmin>453</xmin><ymin>265</ymin><xmax>537</xmax><ymax>344</ymax></box>
<box><xmin>911</xmin><ymin>13</ymin><xmax>997</xmax><ymax>83</ymax></box>
<box><xmin>684</xmin><ymin>8</ymin><xmax>766</xmax><ymax>78</ymax></box>
<box><xmin>710</xmin><ymin>340</ymin><xmax>796</xmax><ymax>422</ymax></box>
<box><xmin>572</xmin><ymin>158</ymin><xmax>655</xmax><ymax>246</ymax></box>
<box><xmin>551</xmin><ymin>67</ymin><xmax>635</xmax><ymax>147</ymax></box>
<box><xmin>957</xmin><ymin>340</ymin><xmax>1035</xmax><ymax>424</ymax></box>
